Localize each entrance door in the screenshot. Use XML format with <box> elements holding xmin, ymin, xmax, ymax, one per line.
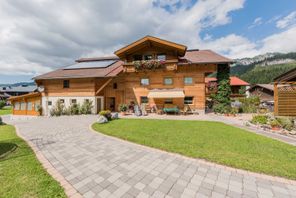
<box><xmin>96</xmin><ymin>97</ymin><xmax>104</xmax><ymax>113</ymax></box>
<box><xmin>115</xmin><ymin>90</ymin><xmax>124</xmax><ymax>111</ymax></box>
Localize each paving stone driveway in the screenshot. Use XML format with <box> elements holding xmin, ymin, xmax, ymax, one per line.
<box><xmin>9</xmin><ymin>116</ymin><xmax>296</xmax><ymax>198</ymax></box>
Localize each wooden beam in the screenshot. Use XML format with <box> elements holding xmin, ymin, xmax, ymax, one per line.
<box><xmin>95</xmin><ymin>78</ymin><xmax>113</xmax><ymax>95</ymax></box>
<box><xmin>274</xmin><ymin>83</ymin><xmax>278</xmax><ymax>115</ymax></box>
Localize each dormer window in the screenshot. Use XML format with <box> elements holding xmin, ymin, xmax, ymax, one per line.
<box><xmin>144</xmin><ymin>55</ymin><xmax>153</xmax><ymax>60</ymax></box>
<box><xmin>133</xmin><ymin>54</ymin><xmax>142</xmax><ymax>61</ymax></box>
<box><xmin>157</xmin><ymin>54</ymin><xmax>166</xmax><ymax>61</ymax></box>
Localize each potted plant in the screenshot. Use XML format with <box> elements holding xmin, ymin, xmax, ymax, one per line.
<box><xmin>229</xmin><ymin>107</ymin><xmax>238</xmax><ymax>117</ymax></box>
<box><xmin>118</xmin><ymin>104</ymin><xmax>128</xmax><ymax>115</ymax></box>
<box><xmin>270</xmin><ymin>119</ymin><xmax>281</xmax><ymax>131</ymax></box>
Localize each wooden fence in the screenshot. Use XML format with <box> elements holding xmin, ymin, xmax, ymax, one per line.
<box><xmin>275</xmin><ymin>84</ymin><xmax>296</xmax><ymax>116</ymax></box>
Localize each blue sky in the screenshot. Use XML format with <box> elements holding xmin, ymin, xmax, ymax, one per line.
<box><xmin>1</xmin><ymin>0</ymin><xmax>296</xmax><ymax>84</ymax></box>
<box><xmin>202</xmin><ymin>0</ymin><xmax>296</xmax><ymax>42</ymax></box>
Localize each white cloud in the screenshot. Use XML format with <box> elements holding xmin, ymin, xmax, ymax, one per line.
<box><xmin>261</xmin><ymin>26</ymin><xmax>296</xmax><ymax>53</ymax></box>
<box><xmin>0</xmin><ymin>0</ymin><xmax>245</xmax><ymax>77</ymax></box>
<box><xmin>200</xmin><ymin>34</ymin><xmax>259</xmax><ymax>58</ymax></box>
<box><xmin>248</xmin><ymin>17</ymin><xmax>263</xmax><ymax>29</ymax></box>
<box><xmin>276</xmin><ymin>11</ymin><xmax>296</xmax><ymax>29</ymax></box>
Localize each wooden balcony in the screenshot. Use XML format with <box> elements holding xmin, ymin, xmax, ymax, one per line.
<box><xmin>123</xmin><ymin>59</ymin><xmax>178</xmax><ymax>73</ymax></box>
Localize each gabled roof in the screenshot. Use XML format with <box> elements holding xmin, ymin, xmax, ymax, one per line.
<box><xmin>274</xmin><ymin>67</ymin><xmax>296</xmax><ymax>82</ymax></box>
<box><xmin>248</xmin><ymin>84</ymin><xmax>274</xmax><ymax>92</ymax></box>
<box><xmin>205</xmin><ymin>76</ymin><xmax>249</xmax><ymax>86</ymax></box>
<box><xmin>115</xmin><ymin>35</ymin><xmax>187</xmax><ymax>59</ymax></box>
<box><xmin>34</xmin><ymin>60</ymin><xmax>123</xmax><ymax>80</ymax></box>
<box><xmin>181</xmin><ymin>50</ymin><xmax>233</xmax><ymax>64</ymax></box>
<box><xmin>0</xmin><ymin>85</ymin><xmax>37</xmax><ymax>93</ymax></box>
<box><xmin>8</xmin><ymin>92</ymin><xmax>41</xmax><ymax>102</ymax></box>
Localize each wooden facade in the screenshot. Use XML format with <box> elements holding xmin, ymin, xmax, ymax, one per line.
<box><xmin>101</xmin><ymin>64</ymin><xmax>216</xmax><ymax>111</ymax></box>
<box><xmin>9</xmin><ymin>92</ymin><xmax>41</xmax><ymax>116</ymax></box>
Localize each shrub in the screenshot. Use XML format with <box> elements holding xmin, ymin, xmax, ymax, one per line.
<box><xmin>0</xmin><ymin>116</ymin><xmax>2</xmax><ymax>125</ymax></box>
<box><xmin>80</xmin><ymin>100</ymin><xmax>93</xmax><ymax>114</ymax></box>
<box><xmin>238</xmin><ymin>96</ymin><xmax>260</xmax><ymax>113</ymax></box>
<box><xmin>70</xmin><ymin>103</ymin><xmax>80</xmax><ymax>115</ymax></box>
<box><xmin>99</xmin><ymin>110</ymin><xmax>112</xmax><ymax>120</ymax></box>
<box><xmin>118</xmin><ymin>104</ymin><xmax>128</xmax><ymax>112</ymax></box>
<box><xmin>213</xmin><ymin>103</ymin><xmax>231</xmax><ymax>114</ymax></box>
<box><xmin>276</xmin><ymin>117</ymin><xmax>294</xmax><ymax>131</ymax></box>
<box><xmin>50</xmin><ymin>100</ymin><xmax>64</xmax><ymax>116</ymax></box>
<box><xmin>270</xmin><ymin>119</ymin><xmax>281</xmax><ymax>128</ymax></box>
<box><xmin>251</xmin><ymin>115</ymin><xmax>268</xmax><ymax>125</ymax></box>
<box><xmin>0</xmin><ymin>100</ymin><xmax>5</xmax><ymax>109</ymax></box>
<box><xmin>62</xmin><ymin>107</ymin><xmax>71</xmax><ymax>115</ymax></box>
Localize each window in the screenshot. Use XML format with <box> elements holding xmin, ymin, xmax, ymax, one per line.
<box><xmin>157</xmin><ymin>54</ymin><xmax>166</xmax><ymax>61</ymax></box>
<box><xmin>27</xmin><ymin>102</ymin><xmax>32</xmax><ymax>111</ymax></box>
<box><xmin>113</xmin><ymin>83</ymin><xmax>117</xmax><ymax>89</ymax></box>
<box><xmin>144</xmin><ymin>54</ymin><xmax>153</xmax><ymax>60</ymax></box>
<box><xmin>140</xmin><ymin>78</ymin><xmax>150</xmax><ymax>86</ymax></box>
<box><xmin>59</xmin><ymin>99</ymin><xmax>65</xmax><ymax>104</ymax></box>
<box><xmin>63</xmin><ymin>80</ymin><xmax>70</xmax><ymax>88</ymax></box>
<box><xmin>47</xmin><ymin>101</ymin><xmax>52</xmax><ymax>106</ymax></box>
<box><xmin>14</xmin><ymin>102</ymin><xmax>20</xmax><ymax>110</ymax></box>
<box><xmin>35</xmin><ymin>101</ymin><xmax>40</xmax><ymax>111</ymax></box>
<box><xmin>133</xmin><ymin>54</ymin><xmax>142</xmax><ymax>61</ymax></box>
<box><xmin>165</xmin><ymin>99</ymin><xmax>173</xmax><ymax>104</ymax></box>
<box><xmin>140</xmin><ymin>96</ymin><xmax>148</xmax><ymax>104</ymax></box>
<box><xmin>184</xmin><ymin>77</ymin><xmax>193</xmax><ymax>85</ymax></box>
<box><xmin>71</xmin><ymin>99</ymin><xmax>77</xmax><ymax>104</ymax></box>
<box><xmin>20</xmin><ymin>102</ymin><xmax>26</xmax><ymax>110</ymax></box>
<box><xmin>184</xmin><ymin>97</ymin><xmax>194</xmax><ymax>104</ymax></box>
<box><xmin>164</xmin><ymin>77</ymin><xmax>173</xmax><ymax>85</ymax></box>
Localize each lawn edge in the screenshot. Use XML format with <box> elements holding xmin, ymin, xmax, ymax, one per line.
<box><xmin>122</xmin><ymin>117</ymin><xmax>296</xmax><ymax>146</ymax></box>
<box><xmin>90</xmin><ymin>123</ymin><xmax>296</xmax><ymax>184</ymax></box>
<box><xmin>13</xmin><ymin>124</ymin><xmax>82</xmax><ymax>198</ymax></box>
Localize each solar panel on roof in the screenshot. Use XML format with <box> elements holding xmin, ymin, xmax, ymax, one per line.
<box><xmin>64</xmin><ymin>60</ymin><xmax>116</xmax><ymax>70</ymax></box>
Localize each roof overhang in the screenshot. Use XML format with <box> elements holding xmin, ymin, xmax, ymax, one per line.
<box><xmin>8</xmin><ymin>92</ymin><xmax>41</xmax><ymax>102</ymax></box>
<box><xmin>147</xmin><ymin>89</ymin><xmax>185</xmax><ymax>98</ymax></box>
<box><xmin>115</xmin><ymin>36</ymin><xmax>187</xmax><ymax>59</ymax></box>
<box><xmin>274</xmin><ymin>68</ymin><xmax>296</xmax><ymax>82</ymax></box>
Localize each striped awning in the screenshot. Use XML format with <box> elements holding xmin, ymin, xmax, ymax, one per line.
<box><xmin>148</xmin><ymin>89</ymin><xmax>185</xmax><ymax>98</ymax></box>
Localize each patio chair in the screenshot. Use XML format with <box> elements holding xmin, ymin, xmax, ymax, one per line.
<box><xmin>155</xmin><ymin>104</ymin><xmax>164</xmax><ymax>115</ymax></box>
<box><xmin>180</xmin><ymin>105</ymin><xmax>192</xmax><ymax>115</ymax></box>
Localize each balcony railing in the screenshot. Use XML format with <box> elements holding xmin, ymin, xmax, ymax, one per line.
<box><xmin>123</xmin><ymin>59</ymin><xmax>178</xmax><ymax>72</ymax></box>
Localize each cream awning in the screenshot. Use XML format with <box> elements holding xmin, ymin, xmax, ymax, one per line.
<box><xmin>147</xmin><ymin>89</ymin><xmax>185</xmax><ymax>98</ymax></box>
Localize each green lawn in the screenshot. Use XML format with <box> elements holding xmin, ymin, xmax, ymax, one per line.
<box><xmin>0</xmin><ymin>106</ymin><xmax>12</xmax><ymax>115</ymax></box>
<box><xmin>93</xmin><ymin>119</ymin><xmax>296</xmax><ymax>180</ymax></box>
<box><xmin>0</xmin><ymin>124</ymin><xmax>66</xmax><ymax>198</ymax></box>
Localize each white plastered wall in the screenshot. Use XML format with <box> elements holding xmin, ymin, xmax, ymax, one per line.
<box><xmin>41</xmin><ymin>96</ymin><xmax>104</xmax><ymax>116</ymax></box>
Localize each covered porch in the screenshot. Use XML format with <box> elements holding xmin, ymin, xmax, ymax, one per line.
<box><xmin>8</xmin><ymin>92</ymin><xmax>41</xmax><ymax>116</ymax></box>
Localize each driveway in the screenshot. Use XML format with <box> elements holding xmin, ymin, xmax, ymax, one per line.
<box><xmin>7</xmin><ymin>116</ymin><xmax>296</xmax><ymax>198</ymax></box>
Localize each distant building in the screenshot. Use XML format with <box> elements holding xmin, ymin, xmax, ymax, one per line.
<box><xmin>0</xmin><ymin>85</ymin><xmax>37</xmax><ymax>98</ymax></box>
<box><xmin>205</xmin><ymin>76</ymin><xmax>250</xmax><ymax>97</ymax></box>
<box><xmin>247</xmin><ymin>84</ymin><xmax>274</xmax><ymax>102</ymax></box>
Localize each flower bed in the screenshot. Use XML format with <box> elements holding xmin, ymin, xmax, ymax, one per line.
<box><xmin>248</xmin><ymin>114</ymin><xmax>296</xmax><ymax>136</ymax></box>
<box><xmin>133</xmin><ymin>60</ymin><xmax>165</xmax><ymax>71</ymax></box>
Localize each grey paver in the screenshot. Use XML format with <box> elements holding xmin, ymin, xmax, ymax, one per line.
<box><xmin>8</xmin><ymin>115</ymin><xmax>296</xmax><ymax>198</ymax></box>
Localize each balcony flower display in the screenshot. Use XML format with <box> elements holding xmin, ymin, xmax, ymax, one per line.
<box><xmin>133</xmin><ymin>60</ymin><xmax>165</xmax><ymax>71</ymax></box>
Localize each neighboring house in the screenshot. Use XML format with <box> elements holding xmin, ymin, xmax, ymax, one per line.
<box><xmin>10</xmin><ymin>36</ymin><xmax>233</xmax><ymax>116</ymax></box>
<box><xmin>247</xmin><ymin>84</ymin><xmax>274</xmax><ymax>102</ymax></box>
<box><xmin>0</xmin><ymin>85</ymin><xmax>37</xmax><ymax>97</ymax></box>
<box><xmin>274</xmin><ymin>68</ymin><xmax>296</xmax><ymax>116</ymax></box>
<box><xmin>205</xmin><ymin>76</ymin><xmax>249</xmax><ymax>97</ymax></box>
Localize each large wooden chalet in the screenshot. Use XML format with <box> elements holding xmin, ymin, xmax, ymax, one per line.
<box><xmin>10</xmin><ymin>36</ymin><xmax>233</xmax><ymax>116</ymax></box>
